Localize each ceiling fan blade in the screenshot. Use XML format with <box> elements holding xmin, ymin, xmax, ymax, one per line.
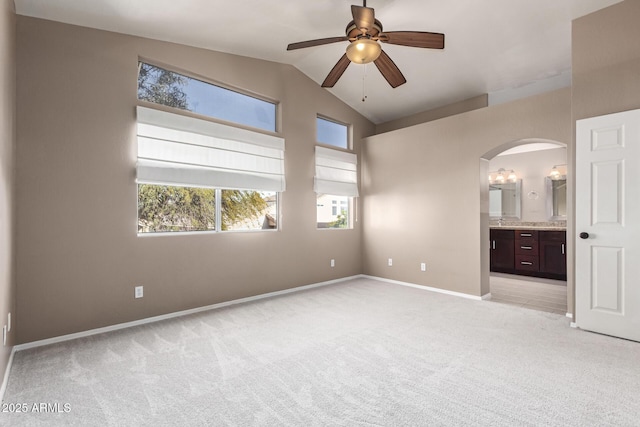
<box><xmin>351</xmin><ymin>5</ymin><xmax>375</xmax><ymax>34</ymax></box>
<box><xmin>287</xmin><ymin>36</ymin><xmax>349</xmax><ymax>51</ymax></box>
<box><xmin>321</xmin><ymin>54</ymin><xmax>351</xmax><ymax>88</ymax></box>
<box><xmin>373</xmin><ymin>50</ymin><xmax>406</xmax><ymax>88</ymax></box>
<box><xmin>379</xmin><ymin>31</ymin><xmax>445</xmax><ymax>49</ymax></box>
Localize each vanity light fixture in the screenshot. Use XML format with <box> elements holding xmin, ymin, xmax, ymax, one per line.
<box><xmin>489</xmin><ymin>168</ymin><xmax>517</xmax><ymax>184</ymax></box>
<box><xmin>549</xmin><ymin>164</ymin><xmax>567</xmax><ymax>180</ymax></box>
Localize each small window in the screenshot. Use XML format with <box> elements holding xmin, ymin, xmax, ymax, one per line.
<box><xmin>138</xmin><ymin>62</ymin><xmax>276</xmax><ymax>132</ymax></box>
<box><xmin>317</xmin><ymin>116</ymin><xmax>349</xmax><ymax>149</ymax></box>
<box><xmin>314</xmin><ymin>146</ymin><xmax>357</xmax><ymax>229</ymax></box>
<box><xmin>138</xmin><ymin>185</ymin><xmax>277</xmax><ymax>234</ymax></box>
<box><xmin>221</xmin><ymin>190</ymin><xmax>278</xmax><ymax>231</ymax></box>
<box><xmin>317</xmin><ymin>194</ymin><xmax>351</xmax><ymax>229</ymax></box>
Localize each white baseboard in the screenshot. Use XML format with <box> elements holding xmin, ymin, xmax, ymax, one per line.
<box><xmin>0</xmin><ymin>347</ymin><xmax>16</xmax><ymax>403</ymax></box>
<box><xmin>14</xmin><ymin>275</ymin><xmax>361</xmax><ymax>352</ymax></box>
<box><xmin>361</xmin><ymin>275</ymin><xmax>483</xmax><ymax>301</ymax></box>
<box><xmin>481</xmin><ymin>293</ymin><xmax>492</xmax><ymax>301</ymax></box>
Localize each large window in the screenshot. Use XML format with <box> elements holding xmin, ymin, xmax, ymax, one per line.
<box><xmin>317</xmin><ymin>116</ymin><xmax>349</xmax><ymax>149</ymax></box>
<box><xmin>314</xmin><ymin>146</ymin><xmax>358</xmax><ymax>229</ymax></box>
<box><xmin>136</xmin><ymin>106</ymin><xmax>285</xmax><ymax>235</ymax></box>
<box><xmin>138</xmin><ymin>62</ymin><xmax>277</xmax><ymax>132</ymax></box>
<box><xmin>137</xmin><ymin>186</ymin><xmax>277</xmax><ymax>233</ymax></box>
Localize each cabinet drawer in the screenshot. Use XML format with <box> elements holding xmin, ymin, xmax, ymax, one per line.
<box><xmin>491</xmin><ymin>229</ymin><xmax>515</xmax><ymax>240</ymax></box>
<box><xmin>515</xmin><ymin>255</ymin><xmax>539</xmax><ymax>271</ymax></box>
<box><xmin>515</xmin><ymin>230</ymin><xmax>538</xmax><ymax>240</ymax></box>
<box><xmin>515</xmin><ymin>241</ymin><xmax>538</xmax><ymax>255</ymax></box>
<box><xmin>540</xmin><ymin>230</ymin><xmax>566</xmax><ymax>242</ymax></box>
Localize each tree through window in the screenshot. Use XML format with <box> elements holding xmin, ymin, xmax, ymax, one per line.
<box><xmin>137</xmin><ymin>62</ymin><xmax>276</xmax><ymax>132</ymax></box>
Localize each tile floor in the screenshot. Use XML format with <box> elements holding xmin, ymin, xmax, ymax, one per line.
<box><xmin>489</xmin><ymin>272</ymin><xmax>568</xmax><ymax>315</ymax></box>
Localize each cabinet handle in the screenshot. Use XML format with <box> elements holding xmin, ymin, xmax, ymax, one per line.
<box><xmin>562</xmin><ymin>243</ymin><xmax>565</xmax><ymax>255</ymax></box>
<box><xmin>520</xmin><ymin>261</ymin><xmax>533</xmax><ymax>266</ymax></box>
<box><xmin>520</xmin><ymin>246</ymin><xmax>532</xmax><ymax>250</ymax></box>
<box><xmin>492</xmin><ymin>240</ymin><xmax>495</xmax><ymax>250</ymax></box>
<box><xmin>520</xmin><ymin>233</ymin><xmax>532</xmax><ymax>237</ymax></box>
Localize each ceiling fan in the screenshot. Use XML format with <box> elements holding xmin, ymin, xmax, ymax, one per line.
<box><xmin>286</xmin><ymin>1</ymin><xmax>445</xmax><ymax>88</ymax></box>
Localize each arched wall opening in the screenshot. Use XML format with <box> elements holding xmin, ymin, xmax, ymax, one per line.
<box><xmin>479</xmin><ymin>138</ymin><xmax>569</xmax><ymax>309</ymax></box>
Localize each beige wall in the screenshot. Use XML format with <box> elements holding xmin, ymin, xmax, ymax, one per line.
<box><xmin>572</xmin><ymin>0</ymin><xmax>640</xmax><ymax>121</ymax></box>
<box><xmin>0</xmin><ymin>0</ymin><xmax>15</xmax><ymax>386</ymax></box>
<box><xmin>361</xmin><ymin>89</ymin><xmax>571</xmax><ymax>297</ymax></box>
<box><xmin>489</xmin><ymin>147</ymin><xmax>567</xmax><ymax>223</ymax></box>
<box><xmin>570</xmin><ymin>0</ymin><xmax>640</xmax><ymax>317</ymax></box>
<box><xmin>376</xmin><ymin>94</ymin><xmax>488</xmax><ymax>135</ymax></box>
<box><xmin>15</xmin><ymin>17</ymin><xmax>375</xmax><ymax>343</ymax></box>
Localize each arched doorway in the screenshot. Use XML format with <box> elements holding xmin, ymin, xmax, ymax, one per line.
<box><xmin>480</xmin><ymin>138</ymin><xmax>570</xmax><ymax>315</ymax></box>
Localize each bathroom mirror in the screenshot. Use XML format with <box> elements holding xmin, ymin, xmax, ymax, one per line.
<box><xmin>546</xmin><ymin>176</ymin><xmax>567</xmax><ymax>219</ymax></box>
<box><xmin>489</xmin><ymin>180</ymin><xmax>521</xmax><ymax>219</ymax></box>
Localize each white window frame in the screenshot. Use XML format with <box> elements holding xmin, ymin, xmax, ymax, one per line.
<box><xmin>314</xmin><ymin>146</ymin><xmax>358</xmax><ymax>230</ymax></box>
<box><xmin>138</xmin><ymin>60</ymin><xmax>279</xmax><ymax>133</ymax></box>
<box><xmin>137</xmin><ymin>185</ymin><xmax>279</xmax><ymax>235</ymax></box>
<box><xmin>316</xmin><ymin>115</ymin><xmax>351</xmax><ymax>150</ymax></box>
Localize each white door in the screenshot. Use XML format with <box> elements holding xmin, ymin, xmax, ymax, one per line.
<box><xmin>576</xmin><ymin>109</ymin><xmax>640</xmax><ymax>342</ymax></box>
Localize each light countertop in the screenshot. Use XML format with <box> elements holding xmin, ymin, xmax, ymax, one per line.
<box><xmin>490</xmin><ymin>226</ymin><xmax>566</xmax><ymax>231</ymax></box>
<box><xmin>489</xmin><ymin>221</ymin><xmax>566</xmax><ymax>231</ymax></box>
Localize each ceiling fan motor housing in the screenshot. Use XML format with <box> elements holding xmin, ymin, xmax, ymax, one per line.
<box><xmin>345</xmin><ymin>20</ymin><xmax>383</xmax><ymax>38</ymax></box>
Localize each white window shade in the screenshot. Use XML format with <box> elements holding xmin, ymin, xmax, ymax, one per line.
<box><xmin>136</xmin><ymin>106</ymin><xmax>285</xmax><ymax>192</ymax></box>
<box><xmin>314</xmin><ymin>146</ymin><xmax>359</xmax><ymax>197</ymax></box>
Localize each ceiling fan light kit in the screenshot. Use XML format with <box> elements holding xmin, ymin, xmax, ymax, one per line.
<box><xmin>286</xmin><ymin>1</ymin><xmax>444</xmax><ymax>88</ymax></box>
<box><xmin>346</xmin><ymin>38</ymin><xmax>381</xmax><ymax>64</ymax></box>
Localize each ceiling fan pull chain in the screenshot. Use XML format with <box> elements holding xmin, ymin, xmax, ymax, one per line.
<box><xmin>362</xmin><ymin>64</ymin><xmax>368</xmax><ymax>102</ymax></box>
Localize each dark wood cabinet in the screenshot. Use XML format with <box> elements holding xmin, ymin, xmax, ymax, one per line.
<box><xmin>490</xmin><ymin>229</ymin><xmax>514</xmax><ymax>272</ymax></box>
<box><xmin>539</xmin><ymin>231</ymin><xmax>567</xmax><ymax>279</ymax></box>
<box><xmin>490</xmin><ymin>228</ymin><xmax>566</xmax><ymax>280</ymax></box>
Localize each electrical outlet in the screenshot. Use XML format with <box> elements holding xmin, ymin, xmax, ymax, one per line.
<box><xmin>330</xmin><ymin>259</ymin><xmax>335</xmax><ymax>267</ymax></box>
<box><xmin>7</xmin><ymin>312</ymin><xmax>10</xmax><ymax>332</ymax></box>
<box><xmin>134</xmin><ymin>286</ymin><xmax>144</xmax><ymax>299</ymax></box>
<box><xmin>421</xmin><ymin>263</ymin><xmax>426</xmax><ymax>272</ymax></box>
<box><xmin>388</xmin><ymin>258</ymin><xmax>393</xmax><ymax>266</ymax></box>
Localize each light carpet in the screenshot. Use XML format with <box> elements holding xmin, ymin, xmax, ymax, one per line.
<box><xmin>1</xmin><ymin>278</ymin><xmax>639</xmax><ymax>426</ymax></box>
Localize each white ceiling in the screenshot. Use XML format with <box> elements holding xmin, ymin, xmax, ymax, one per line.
<box><xmin>14</xmin><ymin>0</ymin><xmax>622</xmax><ymax>124</ymax></box>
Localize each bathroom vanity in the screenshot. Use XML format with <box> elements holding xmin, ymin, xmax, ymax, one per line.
<box><xmin>490</xmin><ymin>227</ymin><xmax>566</xmax><ymax>280</ymax></box>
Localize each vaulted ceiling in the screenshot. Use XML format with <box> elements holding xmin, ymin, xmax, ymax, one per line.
<box><xmin>15</xmin><ymin>0</ymin><xmax>622</xmax><ymax>124</ymax></box>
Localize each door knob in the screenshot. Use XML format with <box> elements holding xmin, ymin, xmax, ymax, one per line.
<box><xmin>579</xmin><ymin>232</ymin><xmax>589</xmax><ymax>239</ymax></box>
